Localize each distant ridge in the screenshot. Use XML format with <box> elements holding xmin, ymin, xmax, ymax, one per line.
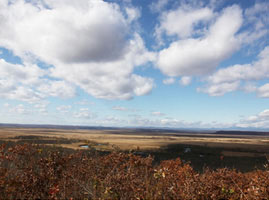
<box><xmin>0</xmin><ymin>123</ymin><xmax>268</xmax><ymax>136</ymax></box>
<box><xmin>0</xmin><ymin>123</ymin><xmax>118</xmax><ymax>130</ymax></box>
<box><xmin>215</xmin><ymin>130</ymin><xmax>269</xmax><ymax>136</ymax></box>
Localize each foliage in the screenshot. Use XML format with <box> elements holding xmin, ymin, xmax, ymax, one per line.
<box><xmin>0</xmin><ymin>143</ymin><xmax>268</xmax><ymax>199</ymax></box>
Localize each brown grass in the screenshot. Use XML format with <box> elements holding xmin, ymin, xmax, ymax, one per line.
<box><xmin>1</xmin><ymin>127</ymin><xmax>269</xmax><ymax>152</ymax></box>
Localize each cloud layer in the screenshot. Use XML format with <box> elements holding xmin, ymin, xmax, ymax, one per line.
<box><xmin>0</xmin><ymin>0</ymin><xmax>155</xmax><ymax>100</ymax></box>
<box><xmin>156</xmin><ymin>5</ymin><xmax>242</xmax><ymax>77</ymax></box>
<box><xmin>0</xmin><ymin>0</ymin><xmax>268</xmax><ymax>129</ymax></box>
<box><xmin>236</xmin><ymin>109</ymin><xmax>269</xmax><ymax>129</ymax></box>
<box><xmin>1</xmin><ymin>0</ymin><xmax>267</xmax><ymax>101</ymax></box>
<box><xmin>200</xmin><ymin>46</ymin><xmax>269</xmax><ymax>96</ymax></box>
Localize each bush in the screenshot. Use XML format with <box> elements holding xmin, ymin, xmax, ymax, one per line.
<box><xmin>0</xmin><ymin>143</ymin><xmax>268</xmax><ymax>199</ymax></box>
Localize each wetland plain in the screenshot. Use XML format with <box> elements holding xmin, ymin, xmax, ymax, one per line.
<box><xmin>0</xmin><ymin>125</ymin><xmax>268</xmax><ymax>171</ymax></box>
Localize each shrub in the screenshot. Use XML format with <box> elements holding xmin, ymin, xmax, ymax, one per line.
<box><xmin>0</xmin><ymin>143</ymin><xmax>268</xmax><ymax>199</ymax></box>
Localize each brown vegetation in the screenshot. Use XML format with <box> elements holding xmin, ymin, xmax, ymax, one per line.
<box><xmin>1</xmin><ymin>127</ymin><xmax>269</xmax><ymax>152</ymax></box>
<box><xmin>1</xmin><ymin>127</ymin><xmax>269</xmax><ymax>172</ymax></box>
<box><xmin>0</xmin><ymin>143</ymin><xmax>268</xmax><ymax>199</ymax></box>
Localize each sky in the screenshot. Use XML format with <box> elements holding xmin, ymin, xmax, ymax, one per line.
<box><xmin>0</xmin><ymin>0</ymin><xmax>268</xmax><ymax>130</ymax></box>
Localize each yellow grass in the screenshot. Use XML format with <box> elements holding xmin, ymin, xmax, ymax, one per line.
<box><xmin>1</xmin><ymin>127</ymin><xmax>269</xmax><ymax>153</ymax></box>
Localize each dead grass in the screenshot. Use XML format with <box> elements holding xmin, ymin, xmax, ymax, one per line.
<box><xmin>0</xmin><ymin>127</ymin><xmax>269</xmax><ymax>153</ymax></box>
<box><xmin>1</xmin><ymin>127</ymin><xmax>268</xmax><ymax>172</ymax></box>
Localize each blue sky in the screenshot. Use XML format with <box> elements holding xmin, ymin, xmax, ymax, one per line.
<box><xmin>0</xmin><ymin>0</ymin><xmax>268</xmax><ymax>130</ymax></box>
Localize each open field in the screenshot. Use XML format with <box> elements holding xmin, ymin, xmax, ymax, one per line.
<box><xmin>1</xmin><ymin>127</ymin><xmax>269</xmax><ymax>150</ymax></box>
<box><xmin>0</xmin><ymin>126</ymin><xmax>269</xmax><ymax>171</ymax></box>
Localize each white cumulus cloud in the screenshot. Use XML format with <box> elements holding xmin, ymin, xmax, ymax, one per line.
<box><xmin>73</xmin><ymin>108</ymin><xmax>96</xmax><ymax>119</ymax></box>
<box><xmin>156</xmin><ymin>6</ymin><xmax>213</xmax><ymax>39</ymax></box>
<box><xmin>156</xmin><ymin>5</ymin><xmax>242</xmax><ymax>77</ymax></box>
<box><xmin>257</xmin><ymin>84</ymin><xmax>269</xmax><ymax>98</ymax></box>
<box><xmin>37</xmin><ymin>81</ymin><xmax>76</xmax><ymax>99</ymax></box>
<box><xmin>163</xmin><ymin>77</ymin><xmax>175</xmax><ymax>85</ymax></box>
<box><xmin>179</xmin><ymin>76</ymin><xmax>192</xmax><ymax>86</ymax></box>
<box><xmin>149</xmin><ymin>0</ymin><xmax>170</xmax><ymax>13</ymax></box>
<box><xmin>0</xmin><ymin>0</ymin><xmax>128</xmax><ymax>63</ymax></box>
<box><xmin>197</xmin><ymin>81</ymin><xmax>240</xmax><ymax>96</ymax></box>
<box><xmin>0</xmin><ymin>0</ymin><xmax>156</xmax><ymax>100</ymax></box>
<box><xmin>200</xmin><ymin>46</ymin><xmax>269</xmax><ymax>97</ymax></box>
<box><xmin>236</xmin><ymin>109</ymin><xmax>269</xmax><ymax>129</ymax></box>
<box><xmin>7</xmin><ymin>104</ymin><xmax>30</xmax><ymax>115</ymax></box>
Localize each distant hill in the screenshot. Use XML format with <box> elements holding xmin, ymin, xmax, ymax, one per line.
<box><xmin>0</xmin><ymin>123</ymin><xmax>268</xmax><ymax>136</ymax></box>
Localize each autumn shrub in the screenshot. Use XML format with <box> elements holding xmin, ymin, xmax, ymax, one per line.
<box><xmin>0</xmin><ymin>143</ymin><xmax>268</xmax><ymax>199</ymax></box>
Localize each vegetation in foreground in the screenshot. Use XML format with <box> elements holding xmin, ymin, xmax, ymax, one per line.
<box><xmin>0</xmin><ymin>142</ymin><xmax>268</xmax><ymax>199</ymax></box>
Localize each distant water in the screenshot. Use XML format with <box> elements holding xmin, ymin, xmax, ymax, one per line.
<box><xmin>80</xmin><ymin>145</ymin><xmax>89</xmax><ymax>148</ymax></box>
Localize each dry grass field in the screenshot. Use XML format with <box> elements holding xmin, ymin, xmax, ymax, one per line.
<box><xmin>0</xmin><ymin>126</ymin><xmax>268</xmax><ymax>171</ymax></box>
<box><xmin>0</xmin><ymin>127</ymin><xmax>268</xmax><ymax>151</ymax></box>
